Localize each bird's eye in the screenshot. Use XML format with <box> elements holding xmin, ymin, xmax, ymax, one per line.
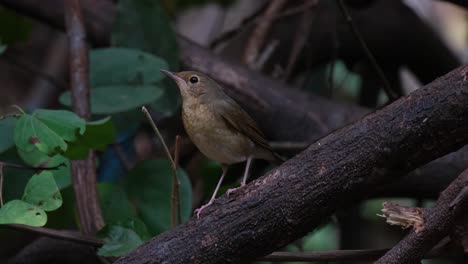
<box><xmin>189</xmin><ymin>76</ymin><xmax>199</xmax><ymax>84</ymax></box>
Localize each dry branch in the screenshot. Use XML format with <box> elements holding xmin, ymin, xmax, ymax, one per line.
<box><xmin>379</xmin><ymin>202</ymin><xmax>425</xmax><ymax>233</ymax></box>
<box><xmin>64</xmin><ymin>0</ymin><xmax>104</xmax><ymax>234</ymax></box>
<box><xmin>376</xmin><ymin>167</ymin><xmax>468</xmax><ymax>263</ymax></box>
<box><xmin>115</xmin><ymin>65</ymin><xmax>468</xmax><ymax>263</ymax></box>
<box><xmin>242</xmin><ymin>0</ymin><xmax>287</xmax><ymax>67</ymax></box>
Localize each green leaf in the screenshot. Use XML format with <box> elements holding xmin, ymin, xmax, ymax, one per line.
<box><xmin>47</xmin><ymin>155</ymin><xmax>71</xmax><ymax>189</ymax></box>
<box><xmin>112</xmin><ymin>0</ymin><xmax>179</xmax><ymax>69</ymax></box>
<box><xmin>14</xmin><ymin>110</ymin><xmax>86</xmax><ymax>156</ymax></box>
<box><xmin>0</xmin><ymin>200</ymin><xmax>46</xmax><ymax>226</ymax></box>
<box><xmin>90</xmin><ymin>48</ymin><xmax>168</xmax><ymax>86</ymax></box>
<box><xmin>97</xmin><ymin>225</ymin><xmax>144</xmax><ymax>257</ymax></box>
<box><xmin>126</xmin><ymin>160</ymin><xmax>192</xmax><ymax>235</ymax></box>
<box><xmin>0</xmin><ymin>44</ymin><xmax>6</xmax><ymax>55</ymax></box>
<box><xmin>98</xmin><ymin>183</ymin><xmax>135</xmax><ymax>222</ymax></box>
<box><xmin>34</xmin><ymin>110</ymin><xmax>86</xmax><ymax>142</ymax></box>
<box><xmin>0</xmin><ymin>117</ymin><xmax>16</xmax><ymax>153</ymax></box>
<box><xmin>64</xmin><ymin>117</ymin><xmax>116</xmax><ymax>159</ymax></box>
<box><xmin>14</xmin><ymin>114</ymin><xmax>67</xmax><ymax>155</ymax></box>
<box><xmin>59</xmin><ymin>85</ymin><xmax>163</xmax><ymax>114</ymax></box>
<box><xmin>22</xmin><ymin>171</ymin><xmax>62</xmax><ymax>211</ymax></box>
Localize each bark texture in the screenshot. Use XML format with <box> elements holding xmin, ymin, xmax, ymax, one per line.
<box><xmin>376</xmin><ymin>168</ymin><xmax>468</xmax><ymax>264</ymax></box>
<box><xmin>115</xmin><ymin>65</ymin><xmax>468</xmax><ymax>263</ymax></box>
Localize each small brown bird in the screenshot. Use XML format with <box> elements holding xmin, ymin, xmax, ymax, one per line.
<box><xmin>160</xmin><ymin>69</ymin><xmax>283</xmax><ymax>218</ymax></box>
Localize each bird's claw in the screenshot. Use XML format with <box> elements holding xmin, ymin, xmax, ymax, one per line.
<box><xmin>227</xmin><ymin>186</ymin><xmax>241</xmax><ymax>197</ymax></box>
<box><xmin>194</xmin><ymin>201</ymin><xmax>213</xmax><ymax>219</ymax></box>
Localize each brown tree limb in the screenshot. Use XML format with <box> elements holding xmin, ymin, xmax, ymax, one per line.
<box><xmin>376</xmin><ymin>167</ymin><xmax>468</xmax><ymax>263</ymax></box>
<box><xmin>243</xmin><ymin>0</ymin><xmax>288</xmax><ymax>66</ymax></box>
<box><xmin>64</xmin><ymin>0</ymin><xmax>104</xmax><ymax>235</ymax></box>
<box><xmin>115</xmin><ymin>65</ymin><xmax>468</xmax><ymax>263</ymax></box>
<box><xmin>6</xmin><ymin>224</ymin><xmax>103</xmax><ymax>247</ymax></box>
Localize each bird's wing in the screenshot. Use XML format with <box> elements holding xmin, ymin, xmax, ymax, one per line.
<box><xmin>212</xmin><ymin>97</ymin><xmax>272</xmax><ymax>151</ymax></box>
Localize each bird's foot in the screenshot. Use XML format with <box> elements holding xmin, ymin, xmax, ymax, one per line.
<box><xmin>227</xmin><ymin>184</ymin><xmax>245</xmax><ymax>197</ymax></box>
<box><xmin>194</xmin><ymin>201</ymin><xmax>214</xmax><ymax>219</ymax></box>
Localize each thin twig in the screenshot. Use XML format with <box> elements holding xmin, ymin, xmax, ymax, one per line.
<box><xmin>243</xmin><ymin>0</ymin><xmax>288</xmax><ymax>67</ymax></box>
<box><xmin>252</xmin><ymin>40</ymin><xmax>279</xmax><ymax>70</ymax></box>
<box><xmin>141</xmin><ymin>106</ymin><xmax>176</xmax><ymax>170</ymax></box>
<box><xmin>284</xmin><ymin>0</ymin><xmax>318</xmax><ymax>80</ymax></box>
<box><xmin>259</xmin><ymin>247</ymin><xmax>445</xmax><ymax>262</ymax></box>
<box><xmin>0</xmin><ymin>161</ymin><xmax>66</xmax><ymax>171</ymax></box>
<box><xmin>211</xmin><ymin>0</ymin><xmax>320</xmax><ymax>49</ymax></box>
<box><xmin>336</xmin><ymin>0</ymin><xmax>398</xmax><ymax>101</ymax></box>
<box><xmin>142</xmin><ymin>106</ymin><xmax>181</xmax><ymax>227</ymax></box>
<box><xmin>7</xmin><ymin>224</ymin><xmax>103</xmax><ymax>247</ymax></box>
<box><xmin>174</xmin><ymin>135</ymin><xmax>182</xmax><ymax>225</ymax></box>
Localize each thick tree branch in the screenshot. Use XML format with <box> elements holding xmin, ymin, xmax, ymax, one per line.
<box><xmin>115</xmin><ymin>65</ymin><xmax>468</xmax><ymax>263</ymax></box>
<box><xmin>64</xmin><ymin>0</ymin><xmax>104</xmax><ymax>234</ymax></box>
<box><xmin>376</xmin><ymin>168</ymin><xmax>468</xmax><ymax>263</ymax></box>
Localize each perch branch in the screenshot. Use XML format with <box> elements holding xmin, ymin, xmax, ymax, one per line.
<box><xmin>376</xmin><ymin>167</ymin><xmax>468</xmax><ymax>263</ymax></box>
<box><xmin>115</xmin><ymin>65</ymin><xmax>468</xmax><ymax>263</ymax></box>
<box><xmin>64</xmin><ymin>0</ymin><xmax>104</xmax><ymax>234</ymax></box>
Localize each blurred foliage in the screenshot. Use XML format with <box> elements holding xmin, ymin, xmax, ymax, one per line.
<box><xmin>112</xmin><ymin>0</ymin><xmax>179</xmax><ymax>69</ymax></box>
<box><xmin>0</xmin><ymin>7</ymin><xmax>32</xmax><ymax>45</ymax></box>
<box><xmin>126</xmin><ymin>160</ymin><xmax>192</xmax><ymax>236</ymax></box>
<box><xmin>60</xmin><ymin>48</ymin><xmax>167</xmax><ymax>115</ymax></box>
<box><xmin>0</xmin><ymin>43</ymin><xmax>6</xmax><ymax>54</ymax></box>
<box><xmin>303</xmin><ymin>61</ymin><xmax>362</xmax><ymax>102</ymax></box>
<box><xmin>112</xmin><ymin>0</ymin><xmax>182</xmax><ymax>116</ymax></box>
<box><xmin>0</xmin><ymin>117</ymin><xmax>15</xmax><ymax>153</ymax></box>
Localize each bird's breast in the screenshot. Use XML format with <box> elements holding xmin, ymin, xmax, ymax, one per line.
<box><xmin>182</xmin><ymin>103</ymin><xmax>251</xmax><ymax>164</ymax></box>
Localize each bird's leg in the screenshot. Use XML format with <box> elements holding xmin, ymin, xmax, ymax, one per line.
<box><xmin>227</xmin><ymin>156</ymin><xmax>253</xmax><ymax>197</ymax></box>
<box><xmin>194</xmin><ymin>165</ymin><xmax>228</xmax><ymax>219</ymax></box>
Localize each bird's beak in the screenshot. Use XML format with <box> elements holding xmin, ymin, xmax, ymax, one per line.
<box><xmin>160</xmin><ymin>69</ymin><xmax>185</xmax><ymax>86</ymax></box>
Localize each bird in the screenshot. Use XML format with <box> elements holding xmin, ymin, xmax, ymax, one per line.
<box><xmin>160</xmin><ymin>69</ymin><xmax>283</xmax><ymax>218</ymax></box>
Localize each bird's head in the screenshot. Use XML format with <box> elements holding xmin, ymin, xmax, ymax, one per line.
<box><xmin>160</xmin><ymin>70</ymin><xmax>221</xmax><ymax>102</ymax></box>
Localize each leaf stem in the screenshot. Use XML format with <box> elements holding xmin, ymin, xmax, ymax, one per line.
<box><xmin>141</xmin><ymin>106</ymin><xmax>176</xmax><ymax>169</ymax></box>
<box><xmin>141</xmin><ymin>106</ymin><xmax>181</xmax><ymax>227</ymax></box>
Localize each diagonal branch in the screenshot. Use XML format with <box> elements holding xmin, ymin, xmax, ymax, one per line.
<box><xmin>376</xmin><ymin>167</ymin><xmax>468</xmax><ymax>263</ymax></box>
<box><xmin>64</xmin><ymin>0</ymin><xmax>104</xmax><ymax>235</ymax></box>
<box><xmin>115</xmin><ymin>65</ymin><xmax>468</xmax><ymax>263</ymax></box>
